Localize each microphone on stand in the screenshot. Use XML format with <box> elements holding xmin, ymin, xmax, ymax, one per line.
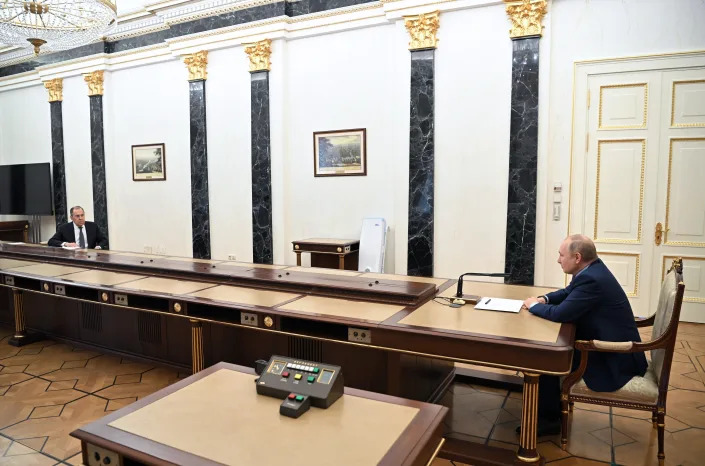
<box><xmin>452</xmin><ymin>272</ymin><xmax>511</xmax><ymax>306</ymax></box>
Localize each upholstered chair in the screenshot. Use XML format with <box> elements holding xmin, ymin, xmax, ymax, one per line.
<box><xmin>560</xmin><ymin>258</ymin><xmax>685</xmax><ymax>466</ymax></box>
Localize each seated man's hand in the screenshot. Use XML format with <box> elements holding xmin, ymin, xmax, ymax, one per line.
<box><xmin>95</xmin><ymin>246</ymin><xmax>102</xmax><ymax>250</ymax></box>
<box><xmin>65</xmin><ymin>242</ymin><xmax>78</xmax><ymax>247</ymax></box>
<box><xmin>523</xmin><ymin>296</ymin><xmax>546</xmax><ymax>309</ymax></box>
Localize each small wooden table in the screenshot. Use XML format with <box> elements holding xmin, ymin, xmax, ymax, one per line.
<box><xmin>292</xmin><ymin>238</ymin><xmax>359</xmax><ymax>270</ymax></box>
<box><xmin>71</xmin><ymin>362</ymin><xmax>447</xmax><ymax>466</ymax></box>
<box><xmin>0</xmin><ymin>221</ymin><xmax>29</xmax><ymax>243</ymax></box>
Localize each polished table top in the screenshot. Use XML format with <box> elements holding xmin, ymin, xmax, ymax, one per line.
<box><xmin>71</xmin><ymin>362</ymin><xmax>447</xmax><ymax>466</ymax></box>
<box><xmin>0</xmin><ymin>243</ymin><xmax>575</xmax><ymax>374</ymax></box>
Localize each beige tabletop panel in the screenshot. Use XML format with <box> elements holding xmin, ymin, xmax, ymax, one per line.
<box><xmin>361</xmin><ymin>272</ymin><xmax>449</xmax><ymax>287</ymax></box>
<box><xmin>109</xmin><ymin>369</ymin><xmax>418</xmax><ymax>466</ymax></box>
<box><xmin>279</xmin><ymin>296</ymin><xmax>404</xmax><ymax>323</ymax></box>
<box><xmin>187</xmin><ymin>285</ymin><xmax>301</xmax><ymax>307</ymax></box>
<box><xmin>295</xmin><ymin>238</ymin><xmax>358</xmax><ymax>244</ymax></box>
<box><xmin>8</xmin><ymin>263</ymin><xmax>88</xmax><ymax>277</ymax></box>
<box><xmin>114</xmin><ymin>277</ymin><xmax>216</xmax><ymax>295</ymax></box>
<box><xmin>400</xmin><ymin>299</ymin><xmax>561</xmax><ymax>343</ymax></box>
<box><xmin>0</xmin><ymin>259</ymin><xmax>37</xmax><ymax>270</ymax></box>
<box><xmin>112</xmin><ymin>251</ymin><xmax>168</xmax><ymax>259</ymax></box>
<box><xmin>60</xmin><ymin>270</ymin><xmax>147</xmax><ymax>286</ymax></box>
<box><xmin>223</xmin><ymin>261</ymin><xmax>286</xmax><ymax>269</ymax></box>
<box><xmin>285</xmin><ymin>266</ymin><xmax>362</xmax><ymax>277</ymax></box>
<box><xmin>440</xmin><ymin>281</ymin><xmax>557</xmax><ymax>301</ymax></box>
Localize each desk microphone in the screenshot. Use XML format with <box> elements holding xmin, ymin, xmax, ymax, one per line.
<box><xmin>453</xmin><ymin>272</ymin><xmax>511</xmax><ymax>305</ymax></box>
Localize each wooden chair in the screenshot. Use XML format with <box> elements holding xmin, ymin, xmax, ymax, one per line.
<box><xmin>560</xmin><ymin>258</ymin><xmax>685</xmax><ymax>466</ymax></box>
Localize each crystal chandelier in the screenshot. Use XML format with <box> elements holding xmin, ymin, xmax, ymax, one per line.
<box><xmin>0</xmin><ymin>0</ymin><xmax>117</xmax><ymax>55</ymax></box>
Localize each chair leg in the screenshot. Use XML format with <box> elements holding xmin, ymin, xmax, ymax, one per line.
<box><xmin>652</xmin><ymin>410</ymin><xmax>658</xmax><ymax>428</ymax></box>
<box><xmin>560</xmin><ymin>397</ymin><xmax>570</xmax><ymax>451</ymax></box>
<box><xmin>657</xmin><ymin>411</ymin><xmax>665</xmax><ymax>466</ymax></box>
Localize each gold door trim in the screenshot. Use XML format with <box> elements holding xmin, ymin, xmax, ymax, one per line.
<box><xmin>598</xmin><ymin>251</ymin><xmax>640</xmax><ymax>297</ymax></box>
<box><xmin>665</xmin><ymin>138</ymin><xmax>705</xmax><ymax>247</ymax></box>
<box><xmin>671</xmin><ymin>80</ymin><xmax>705</xmax><ymax>128</ymax></box>
<box><xmin>598</xmin><ymin>83</ymin><xmax>648</xmax><ymax>130</ymax></box>
<box><xmin>593</xmin><ymin>139</ymin><xmax>646</xmax><ymax>244</ymax></box>
<box><xmin>661</xmin><ymin>255</ymin><xmax>705</xmax><ymax>303</ymax></box>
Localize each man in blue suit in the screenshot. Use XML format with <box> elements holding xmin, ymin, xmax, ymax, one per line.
<box><xmin>522</xmin><ymin>234</ymin><xmax>647</xmax><ymax>435</ymax></box>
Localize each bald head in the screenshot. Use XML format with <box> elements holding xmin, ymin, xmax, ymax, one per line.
<box><xmin>557</xmin><ymin>234</ymin><xmax>598</xmax><ymax>275</ymax></box>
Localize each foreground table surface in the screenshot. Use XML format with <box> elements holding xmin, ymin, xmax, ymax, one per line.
<box><xmin>72</xmin><ymin>362</ymin><xmax>447</xmax><ymax>466</ymax></box>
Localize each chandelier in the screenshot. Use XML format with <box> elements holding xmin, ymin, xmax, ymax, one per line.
<box><xmin>0</xmin><ymin>0</ymin><xmax>117</xmax><ymax>55</ymax></box>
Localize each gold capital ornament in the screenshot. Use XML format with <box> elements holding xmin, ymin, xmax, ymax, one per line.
<box><xmin>44</xmin><ymin>78</ymin><xmax>63</xmax><ymax>102</ymax></box>
<box><xmin>244</xmin><ymin>39</ymin><xmax>272</xmax><ymax>72</ymax></box>
<box><xmin>505</xmin><ymin>0</ymin><xmax>548</xmax><ymax>38</ymax></box>
<box><xmin>184</xmin><ymin>51</ymin><xmax>208</xmax><ymax>81</ymax></box>
<box><xmin>84</xmin><ymin>71</ymin><xmax>104</xmax><ymax>96</ymax></box>
<box><xmin>404</xmin><ymin>11</ymin><xmax>440</xmax><ymax>50</ymax></box>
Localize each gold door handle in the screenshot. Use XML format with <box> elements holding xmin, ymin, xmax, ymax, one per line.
<box><xmin>655</xmin><ymin>222</ymin><xmax>670</xmax><ymax>246</ymax></box>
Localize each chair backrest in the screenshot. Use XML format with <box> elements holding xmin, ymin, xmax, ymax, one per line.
<box><xmin>650</xmin><ymin>261</ymin><xmax>685</xmax><ymax>385</ymax></box>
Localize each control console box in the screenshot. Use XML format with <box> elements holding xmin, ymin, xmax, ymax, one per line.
<box><xmin>256</xmin><ymin>356</ymin><xmax>344</xmax><ymax>411</ymax></box>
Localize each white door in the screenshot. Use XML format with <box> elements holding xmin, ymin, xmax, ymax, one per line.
<box><xmin>570</xmin><ymin>56</ymin><xmax>705</xmax><ymax>322</ymax></box>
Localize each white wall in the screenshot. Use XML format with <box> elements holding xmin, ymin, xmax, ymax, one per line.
<box><xmin>435</xmin><ymin>4</ymin><xmax>512</xmax><ymax>279</ymax></box>
<box><xmin>0</xmin><ymin>85</ymin><xmax>55</xmax><ymax>239</ymax></box>
<box><xmin>106</xmin><ymin>59</ymin><xmax>192</xmax><ymax>256</ymax></box>
<box><xmin>282</xmin><ymin>24</ymin><xmax>408</xmax><ymax>271</ymax></box>
<box><xmin>540</xmin><ymin>0</ymin><xmax>705</xmax><ymax>286</ymax></box>
<box><xmin>2</xmin><ymin>0</ymin><xmax>704</xmax><ymax>278</ymax></box>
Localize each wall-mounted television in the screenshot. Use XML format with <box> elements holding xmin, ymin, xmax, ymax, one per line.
<box><xmin>0</xmin><ymin>163</ymin><xmax>53</xmax><ymax>215</ymax></box>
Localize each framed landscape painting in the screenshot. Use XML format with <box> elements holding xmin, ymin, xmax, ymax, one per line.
<box><xmin>313</xmin><ymin>128</ymin><xmax>367</xmax><ymax>177</ymax></box>
<box><xmin>132</xmin><ymin>143</ymin><xmax>166</xmax><ymax>181</ymax></box>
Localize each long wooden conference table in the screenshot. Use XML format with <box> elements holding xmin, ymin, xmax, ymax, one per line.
<box><xmin>0</xmin><ymin>242</ymin><xmax>575</xmax><ymax>465</ymax></box>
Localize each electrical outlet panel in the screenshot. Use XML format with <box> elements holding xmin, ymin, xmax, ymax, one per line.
<box><xmin>4</xmin><ymin>276</ymin><xmax>14</xmax><ymax>286</ymax></box>
<box><xmin>114</xmin><ymin>294</ymin><xmax>128</xmax><ymax>306</ymax></box>
<box><xmin>228</xmin><ymin>254</ymin><xmax>237</xmax><ymax>261</ymax></box>
<box><xmin>241</xmin><ymin>312</ymin><xmax>258</xmax><ymax>326</ymax></box>
<box><xmin>54</xmin><ymin>284</ymin><xmax>66</xmax><ymax>296</ymax></box>
<box><xmin>86</xmin><ymin>442</ymin><xmax>122</xmax><ymax>466</ymax></box>
<box><xmin>348</xmin><ymin>327</ymin><xmax>371</xmax><ymax>344</ymax></box>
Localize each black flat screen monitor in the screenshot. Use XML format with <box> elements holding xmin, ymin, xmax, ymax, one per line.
<box><xmin>0</xmin><ymin>163</ymin><xmax>53</xmax><ymax>215</ymax></box>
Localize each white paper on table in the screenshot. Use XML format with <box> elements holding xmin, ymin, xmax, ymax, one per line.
<box><xmin>474</xmin><ymin>297</ymin><xmax>523</xmax><ymax>313</ymax></box>
<box><xmin>62</xmin><ymin>245</ymin><xmax>81</xmax><ymax>250</ymax></box>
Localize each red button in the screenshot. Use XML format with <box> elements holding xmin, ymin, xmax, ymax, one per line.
<box><xmin>288</xmin><ymin>393</ymin><xmax>296</xmax><ymax>400</ymax></box>
<box><xmin>282</xmin><ymin>371</ymin><xmax>289</xmax><ymax>378</ymax></box>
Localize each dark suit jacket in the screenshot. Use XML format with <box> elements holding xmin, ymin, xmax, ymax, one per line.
<box><xmin>48</xmin><ymin>221</ymin><xmax>108</xmax><ymax>249</ymax></box>
<box><xmin>529</xmin><ymin>259</ymin><xmax>647</xmax><ymax>392</ymax></box>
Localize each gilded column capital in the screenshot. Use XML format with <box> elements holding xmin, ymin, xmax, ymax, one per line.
<box><xmin>44</xmin><ymin>78</ymin><xmax>63</xmax><ymax>102</ymax></box>
<box><xmin>184</xmin><ymin>51</ymin><xmax>208</xmax><ymax>81</ymax></box>
<box><xmin>84</xmin><ymin>71</ymin><xmax>104</xmax><ymax>96</ymax></box>
<box><xmin>403</xmin><ymin>11</ymin><xmax>440</xmax><ymax>51</ymax></box>
<box><xmin>504</xmin><ymin>0</ymin><xmax>548</xmax><ymax>39</ymax></box>
<box><xmin>244</xmin><ymin>39</ymin><xmax>272</xmax><ymax>72</ymax></box>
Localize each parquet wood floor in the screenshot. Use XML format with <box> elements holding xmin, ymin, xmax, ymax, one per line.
<box><xmin>1</xmin><ymin>323</ymin><xmax>704</xmax><ymax>465</ymax></box>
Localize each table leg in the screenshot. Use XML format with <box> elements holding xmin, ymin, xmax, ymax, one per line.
<box><xmin>295</xmin><ymin>252</ymin><xmax>302</xmax><ymax>266</ymax></box>
<box><xmin>338</xmin><ymin>255</ymin><xmax>344</xmax><ymax>269</ymax></box>
<box><xmin>190</xmin><ymin>319</ymin><xmax>205</xmax><ymax>373</ymax></box>
<box><xmin>8</xmin><ymin>289</ymin><xmax>26</xmax><ymax>346</ymax></box>
<box><xmin>517</xmin><ymin>372</ymin><xmax>542</xmax><ymax>463</ymax></box>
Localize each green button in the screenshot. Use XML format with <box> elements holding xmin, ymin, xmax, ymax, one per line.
<box><xmin>295</xmin><ymin>395</ymin><xmax>304</xmax><ymax>402</ymax></box>
<box><xmin>307</xmin><ymin>376</ymin><xmax>315</xmax><ymax>383</ymax></box>
<box><xmin>313</xmin><ymin>368</ymin><xmax>320</xmax><ymax>374</ymax></box>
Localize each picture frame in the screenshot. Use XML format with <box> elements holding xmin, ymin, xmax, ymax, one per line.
<box><xmin>313</xmin><ymin>128</ymin><xmax>367</xmax><ymax>177</ymax></box>
<box><xmin>132</xmin><ymin>143</ymin><xmax>166</xmax><ymax>181</ymax></box>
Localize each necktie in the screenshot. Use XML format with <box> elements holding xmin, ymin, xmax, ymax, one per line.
<box><xmin>78</xmin><ymin>227</ymin><xmax>86</xmax><ymax>248</ymax></box>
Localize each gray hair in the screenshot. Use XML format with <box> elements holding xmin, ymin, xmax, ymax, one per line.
<box><xmin>69</xmin><ymin>206</ymin><xmax>85</xmax><ymax>216</ymax></box>
<box><xmin>567</xmin><ymin>234</ymin><xmax>598</xmax><ymax>262</ymax></box>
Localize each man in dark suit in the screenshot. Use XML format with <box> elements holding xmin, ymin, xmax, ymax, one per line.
<box><xmin>522</xmin><ymin>234</ymin><xmax>647</xmax><ymax>435</ymax></box>
<box><xmin>48</xmin><ymin>206</ymin><xmax>108</xmax><ymax>250</ymax></box>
